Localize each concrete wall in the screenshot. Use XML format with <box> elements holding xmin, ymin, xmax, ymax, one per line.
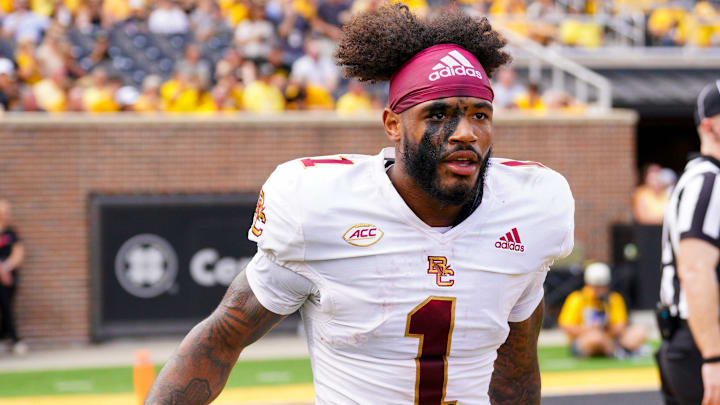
<box><xmin>0</xmin><ymin>111</ymin><xmax>637</xmax><ymax>343</ymax></box>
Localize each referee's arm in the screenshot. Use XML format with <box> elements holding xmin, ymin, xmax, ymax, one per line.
<box><xmin>677</xmin><ymin>238</ymin><xmax>720</xmax><ymax>405</ymax></box>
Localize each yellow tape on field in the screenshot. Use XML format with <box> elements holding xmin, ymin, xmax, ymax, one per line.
<box><xmin>0</xmin><ymin>384</ymin><xmax>315</xmax><ymax>405</ymax></box>
<box><xmin>542</xmin><ymin>367</ymin><xmax>661</xmax><ymax>396</ymax></box>
<box><xmin>1</xmin><ymin>368</ymin><xmax>659</xmax><ymax>404</ymax></box>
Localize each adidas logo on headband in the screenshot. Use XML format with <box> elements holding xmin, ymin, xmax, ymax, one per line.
<box><xmin>428</xmin><ymin>50</ymin><xmax>485</xmax><ymax>82</ymax></box>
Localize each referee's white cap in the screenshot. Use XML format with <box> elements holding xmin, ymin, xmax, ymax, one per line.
<box><xmin>695</xmin><ymin>79</ymin><xmax>720</xmax><ymax>126</ymax></box>
<box><xmin>584</xmin><ymin>262</ymin><xmax>611</xmax><ymax>287</ymax></box>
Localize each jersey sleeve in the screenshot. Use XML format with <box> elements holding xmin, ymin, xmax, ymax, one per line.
<box><xmin>245</xmin><ymin>251</ymin><xmax>317</xmax><ymax>315</ymax></box>
<box><xmin>677</xmin><ymin>172</ymin><xmax>720</xmax><ymax>247</ymax></box>
<box><xmin>508</xmin><ymin>271</ymin><xmax>547</xmax><ymax>322</ymax></box>
<box><xmin>248</xmin><ymin>163</ymin><xmax>306</xmax><ymax>265</ymax></box>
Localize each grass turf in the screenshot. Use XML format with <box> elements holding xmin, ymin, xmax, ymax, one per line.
<box><xmin>0</xmin><ymin>344</ymin><xmax>660</xmax><ymax>398</ymax></box>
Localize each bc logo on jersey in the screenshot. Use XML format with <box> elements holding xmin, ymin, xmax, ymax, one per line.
<box><xmin>251</xmin><ymin>190</ymin><xmax>267</xmax><ymax>237</ymax></box>
<box><xmin>427</xmin><ymin>256</ymin><xmax>454</xmax><ymax>287</ymax></box>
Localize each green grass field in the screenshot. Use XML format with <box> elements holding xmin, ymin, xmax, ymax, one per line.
<box><xmin>0</xmin><ymin>344</ymin><xmax>659</xmax><ymax>398</ymax></box>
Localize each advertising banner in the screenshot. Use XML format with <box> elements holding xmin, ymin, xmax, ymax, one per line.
<box><xmin>90</xmin><ymin>194</ymin><xmax>271</xmax><ymax>340</ymax></box>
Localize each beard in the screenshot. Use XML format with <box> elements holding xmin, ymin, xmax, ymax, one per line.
<box><xmin>401</xmin><ymin>132</ymin><xmax>491</xmax><ymax>207</ymax></box>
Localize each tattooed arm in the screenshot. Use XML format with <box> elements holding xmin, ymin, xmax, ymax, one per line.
<box><xmin>489</xmin><ymin>299</ymin><xmax>544</xmax><ymax>405</ymax></box>
<box><xmin>144</xmin><ymin>271</ymin><xmax>285</xmax><ymax>405</ymax></box>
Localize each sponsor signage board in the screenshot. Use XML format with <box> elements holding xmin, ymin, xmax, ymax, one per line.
<box><xmin>90</xmin><ymin>194</ymin><xmax>261</xmax><ymax>340</ymax></box>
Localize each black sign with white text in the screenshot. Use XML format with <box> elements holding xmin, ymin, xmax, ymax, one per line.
<box><xmin>90</xmin><ymin>194</ymin><xmax>259</xmax><ymax>340</ymax></box>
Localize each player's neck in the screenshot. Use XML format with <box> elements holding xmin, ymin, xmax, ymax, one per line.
<box><xmin>387</xmin><ymin>165</ymin><xmax>464</xmax><ymax>227</ymax></box>
<box><xmin>700</xmin><ymin>142</ymin><xmax>720</xmax><ymax>162</ymax></box>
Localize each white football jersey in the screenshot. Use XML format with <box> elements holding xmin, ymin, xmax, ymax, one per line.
<box><xmin>246</xmin><ymin>148</ymin><xmax>575</xmax><ymax>404</ymax></box>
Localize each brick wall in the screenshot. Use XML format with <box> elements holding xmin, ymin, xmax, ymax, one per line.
<box><xmin>0</xmin><ymin>111</ymin><xmax>637</xmax><ymax>343</ymax></box>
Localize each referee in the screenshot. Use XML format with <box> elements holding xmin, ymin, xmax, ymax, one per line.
<box><xmin>657</xmin><ymin>80</ymin><xmax>720</xmax><ymax>405</ymax></box>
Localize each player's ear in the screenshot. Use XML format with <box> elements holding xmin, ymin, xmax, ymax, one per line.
<box><xmin>383</xmin><ymin>108</ymin><xmax>402</xmax><ymax>143</ymax></box>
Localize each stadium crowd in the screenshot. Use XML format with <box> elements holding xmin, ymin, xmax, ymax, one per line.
<box><xmin>0</xmin><ymin>0</ymin><xmax>715</xmax><ymax>114</ymax></box>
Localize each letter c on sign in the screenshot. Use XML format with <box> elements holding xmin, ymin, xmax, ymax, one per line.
<box><xmin>190</xmin><ymin>248</ymin><xmax>218</xmax><ymax>287</ymax></box>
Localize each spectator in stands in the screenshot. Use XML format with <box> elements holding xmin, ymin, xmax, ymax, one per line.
<box><xmin>312</xmin><ymin>0</ymin><xmax>351</xmax><ymax>40</ymax></box>
<box><xmin>559</xmin><ymin>4</ymin><xmax>602</xmax><ymax>47</ymax></box>
<box><xmin>559</xmin><ymin>263</ymin><xmax>647</xmax><ymax>358</ymax></box>
<box><xmin>492</xmin><ymin>66</ymin><xmax>525</xmax><ymax>109</ymax></box>
<box><xmin>36</xmin><ymin>28</ymin><xmax>68</xmax><ymax>77</ymax></box>
<box><xmin>648</xmin><ymin>5</ymin><xmax>686</xmax><ymax>46</ymax></box>
<box><xmin>15</xmin><ymin>36</ymin><xmax>43</xmax><ymax>85</ymax></box>
<box><xmin>687</xmin><ymin>1</ymin><xmax>720</xmax><ymax>47</ymax></box>
<box><xmin>2</xmin><ymin>0</ymin><xmax>50</xmax><ymax>43</ymax></box>
<box><xmin>526</xmin><ymin>0</ymin><xmax>561</xmax><ymax>44</ymax></box>
<box><xmin>80</xmin><ymin>30</ymin><xmax>111</xmax><ymax>73</ymax></box>
<box><xmin>335</xmin><ymin>79</ymin><xmax>373</xmax><ymax>116</ymax></box>
<box><xmin>33</xmin><ymin>66</ymin><xmax>68</xmax><ymax>112</ymax></box>
<box><xmin>82</xmin><ymin>68</ymin><xmax>120</xmax><ymax>113</ymax></box>
<box><xmin>74</xmin><ymin>5</ymin><xmax>102</xmax><ymax>36</ymax></box>
<box><xmin>175</xmin><ymin>43</ymin><xmax>212</xmax><ymax>88</ymax></box>
<box><xmin>213</xmin><ymin>59</ymin><xmax>244</xmax><ymax>109</ymax></box>
<box><xmin>277</xmin><ymin>0</ymin><xmax>313</xmax><ymax>65</ymax></box>
<box><xmin>134</xmin><ymin>74</ymin><xmax>163</xmax><ymax>113</ymax></box>
<box><xmin>161</xmin><ymin>66</ymin><xmax>202</xmax><ymax>112</ymax></box>
<box><xmin>544</xmin><ymin>89</ymin><xmax>585</xmax><ymax>112</ymax></box>
<box><xmin>101</xmin><ymin>0</ymin><xmax>134</xmax><ymax>27</ymax></box>
<box><xmin>234</xmin><ymin>4</ymin><xmax>276</xmax><ymax>63</ymax></box>
<box><xmin>148</xmin><ymin>0</ymin><xmax>190</xmax><ymax>35</ymax></box>
<box><xmin>114</xmin><ymin>85</ymin><xmax>140</xmax><ymax>111</ymax></box>
<box><xmin>514</xmin><ymin>82</ymin><xmax>546</xmax><ymax>112</ymax></box>
<box><xmin>190</xmin><ymin>0</ymin><xmax>226</xmax><ymax>41</ymax></box>
<box><xmin>243</xmin><ymin>62</ymin><xmax>285</xmax><ymax>113</ymax></box>
<box><xmin>0</xmin><ymin>58</ymin><xmax>18</xmax><ymax>111</ymax></box>
<box><xmin>0</xmin><ymin>199</ymin><xmax>26</xmax><ymax>356</ymax></box>
<box><xmin>632</xmin><ymin>163</ymin><xmax>669</xmax><ymax>225</ymax></box>
<box><xmin>220</xmin><ymin>0</ymin><xmax>251</xmax><ymax>28</ymax></box>
<box><xmin>290</xmin><ymin>38</ymin><xmax>339</xmax><ymax>93</ymax></box>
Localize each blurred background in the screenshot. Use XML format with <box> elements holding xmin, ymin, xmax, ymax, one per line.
<box><xmin>0</xmin><ymin>0</ymin><xmax>715</xmax><ymax>403</ymax></box>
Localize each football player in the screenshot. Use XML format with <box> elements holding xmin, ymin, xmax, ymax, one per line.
<box><xmin>145</xmin><ymin>4</ymin><xmax>574</xmax><ymax>404</ymax></box>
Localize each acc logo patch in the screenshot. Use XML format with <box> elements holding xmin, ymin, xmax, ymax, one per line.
<box><xmin>343</xmin><ymin>224</ymin><xmax>384</xmax><ymax>247</ymax></box>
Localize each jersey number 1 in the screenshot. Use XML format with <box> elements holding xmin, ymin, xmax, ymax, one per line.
<box><xmin>405</xmin><ymin>297</ymin><xmax>457</xmax><ymax>405</ymax></box>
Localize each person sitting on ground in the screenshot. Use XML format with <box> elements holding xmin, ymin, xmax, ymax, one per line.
<box><xmin>558</xmin><ymin>262</ymin><xmax>647</xmax><ymax>358</ymax></box>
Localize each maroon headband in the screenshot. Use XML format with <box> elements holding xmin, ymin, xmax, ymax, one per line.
<box><xmin>388</xmin><ymin>44</ymin><xmax>494</xmax><ymax>114</ymax></box>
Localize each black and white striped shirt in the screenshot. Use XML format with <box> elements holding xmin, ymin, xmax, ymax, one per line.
<box><xmin>660</xmin><ymin>155</ymin><xmax>720</xmax><ymax>319</ymax></box>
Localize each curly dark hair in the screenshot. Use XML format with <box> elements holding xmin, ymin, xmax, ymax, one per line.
<box><xmin>335</xmin><ymin>4</ymin><xmax>511</xmax><ymax>82</ymax></box>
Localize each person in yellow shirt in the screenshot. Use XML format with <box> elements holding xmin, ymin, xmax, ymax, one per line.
<box><xmin>33</xmin><ymin>67</ymin><xmax>67</xmax><ymax>112</ymax></box>
<box><xmin>514</xmin><ymin>82</ymin><xmax>546</xmax><ymax>112</ymax></box>
<box><xmin>336</xmin><ymin>80</ymin><xmax>372</xmax><ymax>116</ymax></box>
<box><xmin>134</xmin><ymin>74</ymin><xmax>162</xmax><ymax>113</ymax></box>
<box><xmin>632</xmin><ymin>163</ymin><xmax>670</xmax><ymax>225</ymax></box>
<box><xmin>82</xmin><ymin>68</ymin><xmax>119</xmax><ymax>113</ymax></box>
<box><xmin>243</xmin><ymin>63</ymin><xmax>285</xmax><ymax>113</ymax></box>
<box><xmin>559</xmin><ymin>263</ymin><xmax>647</xmax><ymax>358</ymax></box>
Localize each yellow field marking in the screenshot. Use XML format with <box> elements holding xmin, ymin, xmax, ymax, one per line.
<box><xmin>542</xmin><ymin>367</ymin><xmax>660</xmax><ymax>396</ymax></box>
<box><xmin>0</xmin><ymin>384</ymin><xmax>316</xmax><ymax>405</ymax></box>
<box><xmin>1</xmin><ymin>368</ymin><xmax>659</xmax><ymax>404</ymax></box>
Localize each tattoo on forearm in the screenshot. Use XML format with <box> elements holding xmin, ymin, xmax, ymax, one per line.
<box><xmin>168</xmin><ymin>379</ymin><xmax>211</xmax><ymax>405</ymax></box>
<box><xmin>489</xmin><ymin>301</ymin><xmax>544</xmax><ymax>405</ymax></box>
<box><xmin>144</xmin><ymin>272</ymin><xmax>285</xmax><ymax>405</ymax></box>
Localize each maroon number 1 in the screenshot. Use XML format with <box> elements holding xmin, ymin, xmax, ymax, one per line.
<box><xmin>405</xmin><ymin>297</ymin><xmax>457</xmax><ymax>405</ymax></box>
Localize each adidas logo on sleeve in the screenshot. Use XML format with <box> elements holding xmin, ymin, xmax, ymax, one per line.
<box><xmin>428</xmin><ymin>50</ymin><xmax>485</xmax><ymax>82</ymax></box>
<box><xmin>494</xmin><ymin>228</ymin><xmax>525</xmax><ymax>252</ymax></box>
